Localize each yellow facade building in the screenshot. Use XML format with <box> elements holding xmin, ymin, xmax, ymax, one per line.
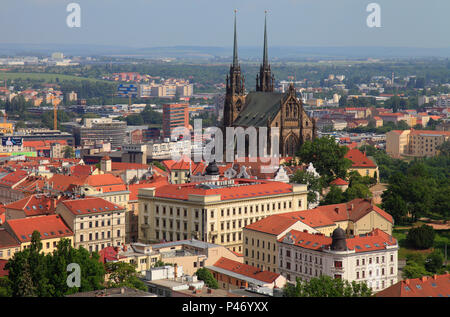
<box><xmin>138</xmin><ymin>179</ymin><xmax>308</xmax><ymax>254</ymax></box>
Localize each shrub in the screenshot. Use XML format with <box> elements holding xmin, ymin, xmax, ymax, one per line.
<box><xmin>406</xmin><ymin>225</ymin><xmax>435</xmax><ymax>249</ymax></box>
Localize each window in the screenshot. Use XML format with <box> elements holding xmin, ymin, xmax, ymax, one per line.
<box><xmin>357</xmin><ymin>272</ymin><xmax>360</xmax><ymax>279</ymax></box>
<box><xmin>334</xmin><ymin>261</ymin><xmax>342</xmax><ymax>268</ymax></box>
<box><xmin>80</xmin><ymin>223</ymin><xmax>84</xmax><ymax>230</ymax></box>
<box><xmin>356</xmin><ymin>259</ymin><xmax>359</xmax><ymax>266</ymax></box>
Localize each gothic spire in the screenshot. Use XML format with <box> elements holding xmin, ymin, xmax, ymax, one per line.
<box><xmin>233</xmin><ymin>10</ymin><xmax>238</xmax><ymax>67</ymax></box>
<box><xmin>256</xmin><ymin>10</ymin><xmax>274</xmax><ymax>92</ymax></box>
<box><xmin>263</xmin><ymin>10</ymin><xmax>268</xmax><ymax>67</ymax></box>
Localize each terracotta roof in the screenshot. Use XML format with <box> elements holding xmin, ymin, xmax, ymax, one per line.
<box><xmin>61</xmin><ymin>197</ymin><xmax>125</xmax><ymax>215</ymax></box>
<box><xmin>0</xmin><ymin>227</ymin><xmax>20</xmax><ymax>248</ymax></box>
<box><xmin>245</xmin><ymin>215</ymin><xmax>299</xmax><ymax>235</ymax></box>
<box><xmin>330</xmin><ymin>178</ymin><xmax>349</xmax><ymax>186</ymax></box>
<box><xmin>6</xmin><ymin>214</ymin><xmax>73</xmax><ymax>243</ymax></box>
<box><xmin>0</xmin><ymin>170</ymin><xmax>29</xmax><ymax>188</ymax></box>
<box><xmin>211</xmin><ymin>257</ymin><xmax>281</xmax><ymax>284</ymax></box>
<box><xmin>410</xmin><ymin>129</ymin><xmax>450</xmax><ymax>136</ymax></box>
<box><xmin>280</xmin><ymin>209</ymin><xmax>336</xmax><ymax>228</ymax></box>
<box><xmin>5</xmin><ymin>194</ymin><xmax>58</xmax><ymax>216</ymax></box>
<box><xmin>70</xmin><ymin>165</ymin><xmax>95</xmax><ymax>176</ymax></box>
<box><xmin>111</xmin><ymin>162</ymin><xmax>149</xmax><ymax>171</ymax></box>
<box><xmin>345</xmin><ymin>148</ymin><xmax>377</xmax><ymax>168</ymax></box>
<box><xmin>48</xmin><ymin>174</ymin><xmax>88</xmax><ymax>192</ymax></box>
<box><xmin>153</xmin><ymin>179</ymin><xmax>293</xmax><ymax>201</ymax></box>
<box><xmin>128</xmin><ymin>177</ymin><xmax>169</xmax><ymax>201</ymax></box>
<box><xmin>279</xmin><ymin>228</ymin><xmax>396</xmax><ymax>253</ymax></box>
<box><xmin>376</xmin><ymin>273</ymin><xmax>450</xmax><ymax>297</ymax></box>
<box><xmin>278</xmin><ymin>230</ymin><xmax>331</xmax><ymax>250</ymax></box>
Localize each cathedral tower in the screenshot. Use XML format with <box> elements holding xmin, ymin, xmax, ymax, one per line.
<box><xmin>256</xmin><ymin>12</ymin><xmax>274</xmax><ymax>92</ymax></box>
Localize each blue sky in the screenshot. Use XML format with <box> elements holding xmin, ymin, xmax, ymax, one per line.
<box><xmin>0</xmin><ymin>0</ymin><xmax>448</xmax><ymax>48</ymax></box>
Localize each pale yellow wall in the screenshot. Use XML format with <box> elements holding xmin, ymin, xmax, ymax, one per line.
<box><xmin>0</xmin><ymin>246</ymin><xmax>20</xmax><ymax>260</ymax></box>
<box><xmin>349</xmin><ymin>166</ymin><xmax>379</xmax><ymax>182</ymax></box>
<box><xmin>20</xmin><ymin>236</ymin><xmax>74</xmax><ymax>255</ymax></box>
<box><xmin>354</xmin><ymin>211</ymin><xmax>393</xmax><ymax>235</ymax></box>
<box><xmin>138</xmin><ymin>187</ymin><xmax>308</xmax><ymax>254</ymax></box>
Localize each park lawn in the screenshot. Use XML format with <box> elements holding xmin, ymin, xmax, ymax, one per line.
<box><xmin>0</xmin><ymin>72</ymin><xmax>109</xmax><ymax>83</ymax></box>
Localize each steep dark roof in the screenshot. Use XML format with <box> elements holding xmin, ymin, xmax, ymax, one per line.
<box><xmin>233</xmin><ymin>91</ymin><xmax>285</xmax><ymax>127</ymax></box>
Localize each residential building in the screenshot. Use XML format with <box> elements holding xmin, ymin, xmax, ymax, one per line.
<box><xmin>56</xmin><ymin>197</ymin><xmax>126</xmax><ymax>252</ymax></box>
<box><xmin>206</xmin><ymin>257</ymin><xmax>287</xmax><ymax>290</ymax></box>
<box><xmin>243</xmin><ymin>215</ymin><xmax>318</xmax><ymax>272</ymax></box>
<box><xmin>278</xmin><ymin>227</ymin><xmax>398</xmax><ymax>292</ymax></box>
<box><xmin>0</xmin><ymin>227</ymin><xmax>20</xmax><ymax>260</ymax></box>
<box><xmin>345</xmin><ymin>148</ymin><xmax>379</xmax><ymax>181</ymax></box>
<box><xmin>243</xmin><ymin>198</ymin><xmax>393</xmax><ymax>273</ymax></box>
<box><xmin>2</xmin><ymin>214</ymin><xmax>74</xmax><ymax>255</ymax></box>
<box><xmin>386</xmin><ymin>129</ymin><xmax>450</xmax><ymax>158</ymax></box>
<box><xmin>138</xmin><ymin>179</ymin><xmax>308</xmax><ymax>253</ymax></box>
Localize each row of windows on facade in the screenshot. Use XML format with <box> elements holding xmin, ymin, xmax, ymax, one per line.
<box><xmin>245</xmin><ymin>248</ymin><xmax>277</xmax><ymax>265</ymax></box>
<box><xmin>280</xmin><ymin>248</ymin><xmax>395</xmax><ymax>265</ymax></box>
<box><xmin>87</xmin><ymin>241</ymin><xmax>122</xmax><ymax>253</ymax></box>
<box><xmin>79</xmin><ymin>218</ymin><xmax>121</xmax><ymax>229</ymax></box>
<box><xmin>245</xmin><ymin>237</ymin><xmax>276</xmax><ymax>251</ymax></box>
<box><xmin>147</xmin><ymin>199</ymin><xmax>301</xmax><ymax>219</ymax></box>
<box><xmin>79</xmin><ymin>230</ymin><xmax>121</xmax><ymax>242</ymax></box>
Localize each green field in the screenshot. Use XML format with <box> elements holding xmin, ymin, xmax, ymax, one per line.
<box><xmin>0</xmin><ymin>72</ymin><xmax>110</xmax><ymax>83</ymax></box>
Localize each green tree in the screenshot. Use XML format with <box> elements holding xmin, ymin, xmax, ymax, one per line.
<box><xmin>291</xmin><ymin>170</ymin><xmax>323</xmax><ymax>206</ymax></box>
<box><xmin>105</xmin><ymin>262</ymin><xmax>147</xmax><ymax>291</ymax></box>
<box><xmin>320</xmin><ymin>185</ymin><xmax>344</xmax><ymax>205</ymax></box>
<box><xmin>344</xmin><ymin>183</ymin><xmax>372</xmax><ymax>201</ymax></box>
<box><xmin>406</xmin><ymin>225</ymin><xmax>435</xmax><ymax>250</ymax></box>
<box><xmin>402</xmin><ymin>262</ymin><xmax>430</xmax><ymax>279</ymax></box>
<box><xmin>297</xmin><ymin>136</ymin><xmax>352</xmax><ymax>183</ymax></box>
<box><xmin>283</xmin><ymin>276</ymin><xmax>372</xmax><ymax>297</ymax></box>
<box><xmin>436</xmin><ymin>140</ymin><xmax>450</xmax><ymax>156</ymax></box>
<box><xmin>195</xmin><ymin>268</ymin><xmax>218</xmax><ymax>289</ymax></box>
<box><xmin>425</xmin><ymin>250</ymin><xmax>444</xmax><ymax>273</ymax></box>
<box><xmin>63</xmin><ymin>146</ymin><xmax>75</xmax><ymax>158</ymax></box>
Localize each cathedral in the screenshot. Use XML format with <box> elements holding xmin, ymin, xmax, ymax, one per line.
<box><xmin>222</xmin><ymin>12</ymin><xmax>317</xmax><ymax>157</ymax></box>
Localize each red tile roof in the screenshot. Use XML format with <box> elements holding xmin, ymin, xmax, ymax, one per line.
<box><xmin>279</xmin><ymin>228</ymin><xmax>396</xmax><ymax>253</ymax></box>
<box><xmin>6</xmin><ymin>214</ymin><xmax>73</xmax><ymax>243</ymax></box>
<box><xmin>345</xmin><ymin>148</ymin><xmax>377</xmax><ymax>168</ymax></box>
<box><xmin>0</xmin><ymin>170</ymin><xmax>29</xmax><ymax>188</ymax></box>
<box><xmin>330</xmin><ymin>178</ymin><xmax>349</xmax><ymax>186</ymax></box>
<box><xmin>48</xmin><ymin>174</ymin><xmax>88</xmax><ymax>192</ymax></box>
<box><xmin>61</xmin><ymin>197</ymin><xmax>125</xmax><ymax>215</ymax></box>
<box><xmin>245</xmin><ymin>215</ymin><xmax>299</xmax><ymax>235</ymax></box>
<box><xmin>376</xmin><ymin>273</ymin><xmax>450</xmax><ymax>297</ymax></box>
<box><xmin>5</xmin><ymin>194</ymin><xmax>59</xmax><ymax>216</ymax></box>
<box><xmin>211</xmin><ymin>257</ymin><xmax>281</xmax><ymax>284</ymax></box>
<box><xmin>70</xmin><ymin>165</ymin><xmax>96</xmax><ymax>176</ymax></box>
<box><xmin>0</xmin><ymin>227</ymin><xmax>20</xmax><ymax>248</ymax></box>
<box><xmin>111</xmin><ymin>162</ymin><xmax>150</xmax><ymax>171</ymax></box>
<box><xmin>153</xmin><ymin>179</ymin><xmax>293</xmax><ymax>201</ymax></box>
<box><xmin>128</xmin><ymin>177</ymin><xmax>170</xmax><ymax>201</ymax></box>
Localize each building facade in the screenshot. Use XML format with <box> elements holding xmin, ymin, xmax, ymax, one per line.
<box><xmin>138</xmin><ymin>179</ymin><xmax>308</xmax><ymax>253</ymax></box>
<box><xmin>56</xmin><ymin>197</ymin><xmax>126</xmax><ymax>252</ymax></box>
<box><xmin>278</xmin><ymin>227</ymin><xmax>398</xmax><ymax>293</ymax></box>
<box><xmin>162</xmin><ymin>103</ymin><xmax>189</xmax><ymax>139</ymax></box>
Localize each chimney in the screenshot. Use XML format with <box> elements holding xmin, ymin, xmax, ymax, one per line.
<box><xmin>433</xmin><ymin>274</ymin><xmax>438</xmax><ymax>280</ymax></box>
<box><xmin>421</xmin><ymin>276</ymin><xmax>427</xmax><ymax>282</ymax></box>
<box><xmin>405</xmin><ymin>279</ymin><xmax>410</xmax><ymax>285</ymax></box>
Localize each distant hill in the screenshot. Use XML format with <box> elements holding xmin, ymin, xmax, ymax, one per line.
<box><xmin>0</xmin><ymin>43</ymin><xmax>449</xmax><ymax>60</ymax></box>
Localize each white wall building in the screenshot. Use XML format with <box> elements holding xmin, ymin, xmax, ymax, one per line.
<box><xmin>277</xmin><ymin>227</ymin><xmax>398</xmax><ymax>293</ymax></box>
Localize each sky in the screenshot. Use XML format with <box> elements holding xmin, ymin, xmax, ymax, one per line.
<box><xmin>0</xmin><ymin>0</ymin><xmax>449</xmax><ymax>49</ymax></box>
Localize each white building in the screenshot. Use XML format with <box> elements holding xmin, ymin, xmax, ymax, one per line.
<box><xmin>277</xmin><ymin>227</ymin><xmax>398</xmax><ymax>293</ymax></box>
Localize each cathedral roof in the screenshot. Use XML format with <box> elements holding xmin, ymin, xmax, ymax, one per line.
<box><xmin>232</xmin><ymin>91</ymin><xmax>285</xmax><ymax>127</ymax></box>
